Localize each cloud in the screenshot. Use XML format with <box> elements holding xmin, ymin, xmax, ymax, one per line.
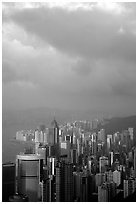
<box><xmin>2</xmin><ymin>2</ymin><xmax>136</xmax><ymax>116</ymax></box>
<box><xmin>2</xmin><ymin>59</ymin><xmax>17</xmax><ymax>83</ymax></box>
<box><xmin>72</xmin><ymin>59</ymin><xmax>94</xmax><ymax>76</ymax></box>
<box><xmin>3</xmin><ymin>3</ymin><xmax>135</xmax><ymax>61</ymax></box>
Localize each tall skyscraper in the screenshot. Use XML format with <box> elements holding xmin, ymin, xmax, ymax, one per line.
<box><xmin>16</xmin><ymin>154</ymin><xmax>43</xmax><ymax>201</ymax></box>
<box><xmin>48</xmin><ymin>119</ymin><xmax>59</xmax><ymax>144</ymax></box>
<box><xmin>47</xmin><ymin>156</ymin><xmax>56</xmax><ymax>176</ymax></box>
<box><xmin>99</xmin><ymin>156</ymin><xmax>109</xmax><ymax>173</ymax></box>
<box><xmin>80</xmin><ymin>175</ymin><xmax>88</xmax><ymax>201</ymax></box>
<box><xmin>128</xmin><ymin>127</ymin><xmax>133</xmax><ymax>140</ymax></box>
<box><xmin>98</xmin><ymin>185</ymin><xmax>108</xmax><ymax>202</ymax></box>
<box><xmin>70</xmin><ymin>148</ymin><xmax>77</xmax><ymax>164</ymax></box>
<box><xmin>55</xmin><ymin>161</ymin><xmax>73</xmax><ymax>202</ymax></box>
<box><xmin>113</xmin><ymin>170</ymin><xmax>121</xmax><ymax>187</ymax></box>
<box><xmin>98</xmin><ymin>129</ymin><xmax>105</xmax><ymax>143</ymax></box>
<box><xmin>109</xmin><ymin>152</ymin><xmax>114</xmax><ymax>167</ymax></box>
<box><xmin>123</xmin><ymin>179</ymin><xmax>136</xmax><ymax>199</ymax></box>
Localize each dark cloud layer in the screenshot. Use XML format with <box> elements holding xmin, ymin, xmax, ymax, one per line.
<box><xmin>6</xmin><ymin>5</ymin><xmax>135</xmax><ymax>61</ymax></box>
<box><xmin>2</xmin><ymin>3</ymin><xmax>136</xmax><ymax>116</ymax></box>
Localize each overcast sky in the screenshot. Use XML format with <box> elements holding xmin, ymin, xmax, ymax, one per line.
<box><xmin>2</xmin><ymin>2</ymin><xmax>136</xmax><ymax>116</ymax></box>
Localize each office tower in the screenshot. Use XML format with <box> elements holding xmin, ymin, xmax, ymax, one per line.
<box><xmin>106</xmin><ymin>181</ymin><xmax>116</xmax><ymax>201</ymax></box>
<box><xmin>99</xmin><ymin>156</ymin><xmax>109</xmax><ymax>173</ymax></box>
<box><xmin>70</xmin><ymin>148</ymin><xmax>77</xmax><ymax>164</ymax></box>
<box><xmin>41</xmin><ymin>179</ymin><xmax>49</xmax><ymax>201</ymax></box>
<box><xmin>47</xmin><ymin>144</ymin><xmax>57</xmax><ymax>157</ymax></box>
<box><xmin>124</xmin><ymin>179</ymin><xmax>136</xmax><ymax>199</ymax></box>
<box><xmin>55</xmin><ymin>161</ymin><xmax>73</xmax><ymax>202</ymax></box>
<box><xmin>122</xmin><ymin>130</ymin><xmax>130</xmax><ymax>151</ymax></box>
<box><xmin>91</xmin><ymin>133</ymin><xmax>97</xmax><ymax>155</ymax></box>
<box><xmin>128</xmin><ymin>127</ymin><xmax>133</xmax><ymax>140</ymax></box>
<box><xmin>95</xmin><ymin>173</ymin><xmax>102</xmax><ymax>188</ymax></box>
<box><xmin>73</xmin><ymin>172</ymin><xmax>82</xmax><ymax>201</ymax></box>
<box><xmin>35</xmin><ymin>142</ymin><xmax>40</xmax><ymax>154</ymax></box>
<box><xmin>99</xmin><ymin>181</ymin><xmax>116</xmax><ymax>201</ymax></box>
<box><xmin>16</xmin><ymin>154</ymin><xmax>43</xmax><ymax>202</ymax></box>
<box><xmin>98</xmin><ymin>129</ymin><xmax>105</xmax><ymax>143</ymax></box>
<box><xmin>40</xmin><ymin>165</ymin><xmax>49</xmax><ymax>201</ymax></box>
<box><xmin>43</xmin><ymin>131</ymin><xmax>48</xmax><ymax>144</ymax></box>
<box><xmin>73</xmin><ymin>134</ymin><xmax>76</xmax><ymax>145</ymax></box>
<box><xmin>2</xmin><ymin>163</ymin><xmax>16</xmax><ymax>201</ymax></box>
<box><xmin>55</xmin><ymin>162</ymin><xmax>62</xmax><ymax>202</ymax></box>
<box><xmin>47</xmin><ymin>128</ymin><xmax>55</xmax><ymax>144</ymax></box>
<box><xmin>128</xmin><ymin>178</ymin><xmax>136</xmax><ymax>195</ymax></box>
<box><xmin>49</xmin><ymin>119</ymin><xmax>59</xmax><ymax>144</ymax></box>
<box><xmin>48</xmin><ymin>175</ymin><xmax>56</xmax><ymax>202</ymax></box>
<box><xmin>97</xmin><ymin>142</ymin><xmax>102</xmax><ymax>152</ymax></box>
<box><xmin>113</xmin><ymin>170</ymin><xmax>121</xmax><ymax>186</ymax></box>
<box><xmin>65</xmin><ymin>135</ymin><xmax>72</xmax><ymax>143</ymax></box>
<box><xmin>60</xmin><ymin>141</ymin><xmax>71</xmax><ymax>162</ymax></box>
<box><xmin>95</xmin><ymin>173</ymin><xmax>106</xmax><ymax>191</ymax></box>
<box><xmin>128</xmin><ymin>151</ymin><xmax>133</xmax><ymax>162</ymax></box>
<box><xmin>87</xmin><ymin>159</ymin><xmax>92</xmax><ymax>172</ymax></box>
<box><xmin>77</xmin><ymin>138</ymin><xmax>81</xmax><ymax>156</ymax></box>
<box><xmin>98</xmin><ymin>185</ymin><xmax>108</xmax><ymax>202</ymax></box>
<box><xmin>106</xmin><ymin>170</ymin><xmax>113</xmax><ymax>182</ymax></box>
<box><xmin>107</xmin><ymin>134</ymin><xmax>112</xmax><ymax>147</ymax></box>
<box><xmin>115</xmin><ymin>132</ymin><xmax>121</xmax><ymax>142</ymax></box>
<box><xmin>46</xmin><ymin>119</ymin><xmax>60</xmax><ymax>159</ymax></box>
<box><xmin>47</xmin><ymin>157</ymin><xmax>56</xmax><ymax>176</ymax></box>
<box><xmin>107</xmin><ymin>138</ymin><xmax>111</xmax><ymax>150</ymax></box>
<box><xmin>80</xmin><ymin>176</ymin><xmax>88</xmax><ymax>201</ymax></box>
<box><xmin>109</xmin><ymin>151</ymin><xmax>114</xmax><ymax>167</ymax></box>
<box><xmin>40</xmin><ymin>131</ymin><xmax>44</xmax><ymax>143</ymax></box>
<box><xmin>35</xmin><ymin>129</ymin><xmax>40</xmax><ymax>143</ymax></box>
<box><xmin>41</xmin><ymin>173</ymin><xmax>56</xmax><ymax>202</ymax></box>
<box><xmin>113</xmin><ymin>152</ymin><xmax>120</xmax><ymax>163</ymax></box>
<box><xmin>124</xmin><ymin>180</ymin><xmax>129</xmax><ymax>198</ymax></box>
<box><xmin>87</xmin><ymin>174</ymin><xmax>96</xmax><ymax>201</ymax></box>
<box><xmin>92</xmin><ymin>119</ymin><xmax>98</xmax><ymax>129</ymax></box>
<box><xmin>64</xmin><ymin>163</ymin><xmax>73</xmax><ymax>201</ymax></box>
<box><xmin>37</xmin><ymin>146</ymin><xmax>47</xmax><ymax>165</ymax></box>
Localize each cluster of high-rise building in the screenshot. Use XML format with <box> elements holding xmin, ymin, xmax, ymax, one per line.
<box><xmin>2</xmin><ymin>119</ymin><xmax>136</xmax><ymax>202</ymax></box>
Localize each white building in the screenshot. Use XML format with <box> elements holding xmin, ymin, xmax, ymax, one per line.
<box><xmin>113</xmin><ymin>170</ymin><xmax>121</xmax><ymax>187</ymax></box>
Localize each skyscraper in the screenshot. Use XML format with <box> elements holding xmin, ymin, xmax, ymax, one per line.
<box><xmin>99</xmin><ymin>156</ymin><xmax>109</xmax><ymax>173</ymax></box>
<box><xmin>98</xmin><ymin>185</ymin><xmax>108</xmax><ymax>202</ymax></box>
<box><xmin>55</xmin><ymin>161</ymin><xmax>73</xmax><ymax>202</ymax></box>
<box><xmin>49</xmin><ymin>119</ymin><xmax>59</xmax><ymax>144</ymax></box>
<box><xmin>16</xmin><ymin>154</ymin><xmax>43</xmax><ymax>201</ymax></box>
<box><xmin>80</xmin><ymin>175</ymin><xmax>88</xmax><ymax>201</ymax></box>
<box><xmin>113</xmin><ymin>170</ymin><xmax>121</xmax><ymax>187</ymax></box>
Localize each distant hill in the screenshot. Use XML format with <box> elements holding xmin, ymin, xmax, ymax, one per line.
<box><xmin>101</xmin><ymin>115</ymin><xmax>136</xmax><ymax>136</ymax></box>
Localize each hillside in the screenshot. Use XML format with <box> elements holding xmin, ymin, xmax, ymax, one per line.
<box><xmin>101</xmin><ymin>115</ymin><xmax>136</xmax><ymax>136</ymax></box>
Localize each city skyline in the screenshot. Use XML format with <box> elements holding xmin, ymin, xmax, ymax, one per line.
<box><xmin>2</xmin><ymin>2</ymin><xmax>136</xmax><ymax>117</ymax></box>
<box><xmin>2</xmin><ymin>117</ymin><xmax>136</xmax><ymax>201</ymax></box>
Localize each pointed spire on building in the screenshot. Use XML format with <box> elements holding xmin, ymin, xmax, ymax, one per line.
<box><xmin>51</xmin><ymin>118</ymin><xmax>59</xmax><ymax>129</ymax></box>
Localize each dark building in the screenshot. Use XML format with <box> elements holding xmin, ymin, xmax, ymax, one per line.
<box><xmin>80</xmin><ymin>176</ymin><xmax>88</xmax><ymax>201</ymax></box>
<box><xmin>2</xmin><ymin>163</ymin><xmax>16</xmax><ymax>202</ymax></box>
<box><xmin>47</xmin><ymin>119</ymin><xmax>60</xmax><ymax>159</ymax></box>
<box><xmin>87</xmin><ymin>174</ymin><xmax>96</xmax><ymax>201</ymax></box>
<box><xmin>55</xmin><ymin>161</ymin><xmax>73</xmax><ymax>202</ymax></box>
<box><xmin>48</xmin><ymin>119</ymin><xmax>59</xmax><ymax>144</ymax></box>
